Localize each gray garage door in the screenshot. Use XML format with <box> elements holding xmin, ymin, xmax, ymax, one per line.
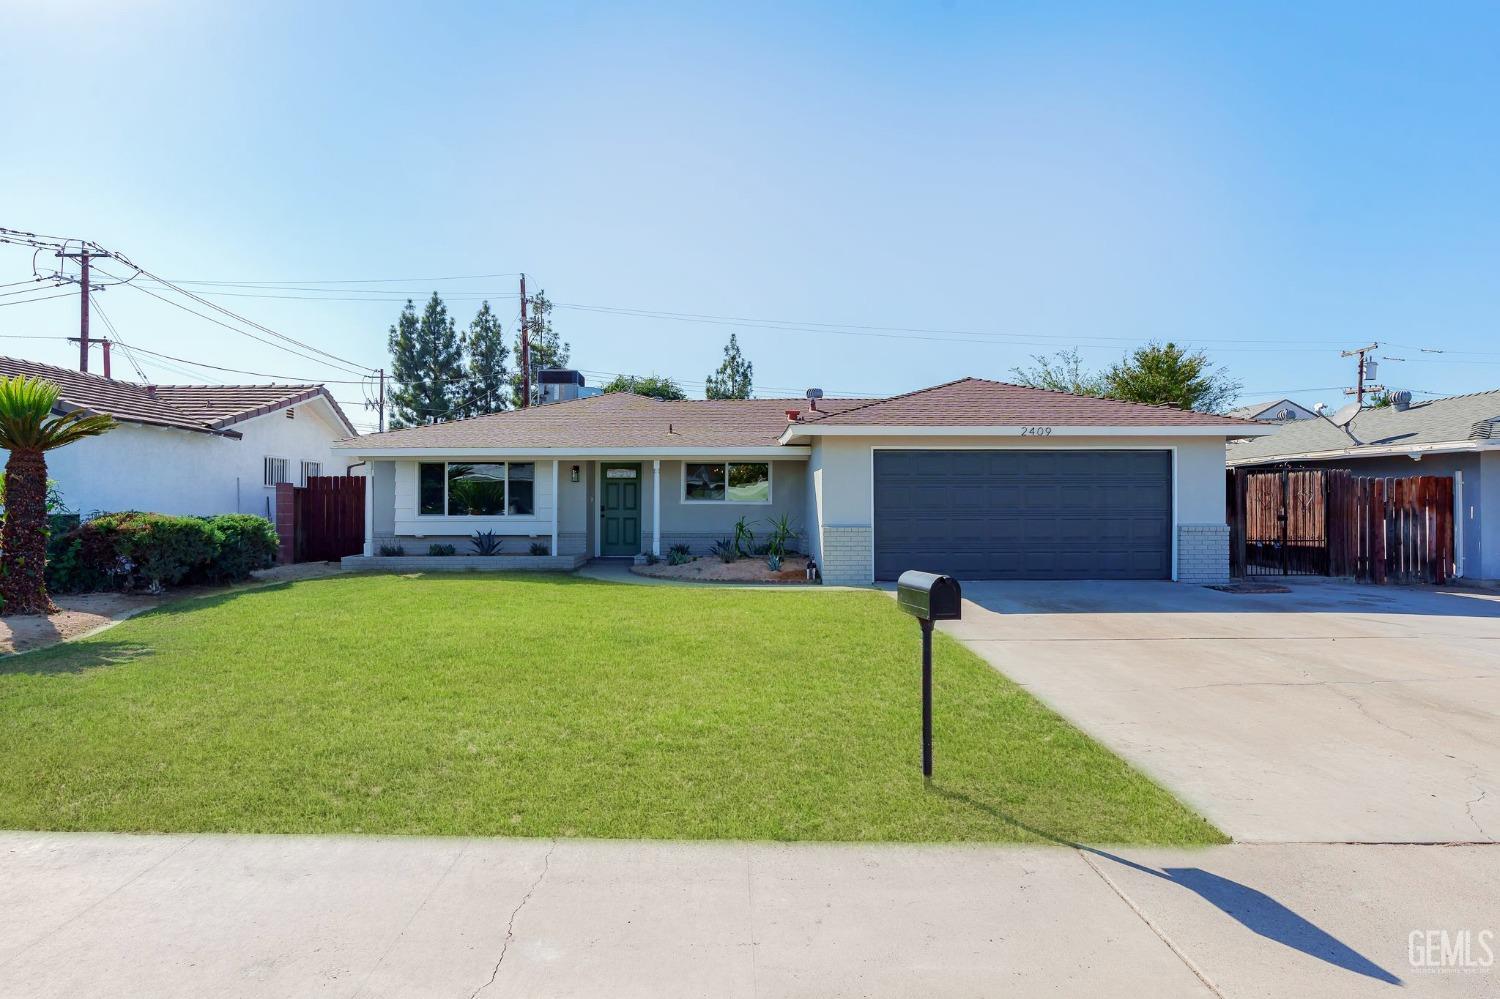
<box><xmin>873</xmin><ymin>450</ymin><xmax>1172</xmax><ymax>581</ymax></box>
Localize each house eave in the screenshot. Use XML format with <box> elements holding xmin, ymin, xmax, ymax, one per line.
<box><xmin>778</xmin><ymin>424</ymin><xmax>1274</xmax><ymax>445</ymax></box>
<box><xmin>1228</xmin><ymin>440</ymin><xmax>1493</xmax><ymax>467</ymax></box>
<box><xmin>334</xmin><ymin>445</ymin><xmax>811</xmax><ymax>460</ymax></box>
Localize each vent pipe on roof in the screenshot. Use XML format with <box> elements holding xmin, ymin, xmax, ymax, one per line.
<box><xmin>1391</xmin><ymin>390</ymin><xmax>1412</xmax><ymax>411</ymax></box>
<box><xmin>805</xmin><ymin>387</ymin><xmax>823</xmax><ymax>412</ymax></box>
<box><xmin>144</xmin><ymin>385</ymin><xmax>158</xmax><ymax>398</ymax></box>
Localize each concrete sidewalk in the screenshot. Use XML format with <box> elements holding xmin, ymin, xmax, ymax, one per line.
<box><xmin>0</xmin><ymin>832</ymin><xmax>1494</xmax><ymax>997</ymax></box>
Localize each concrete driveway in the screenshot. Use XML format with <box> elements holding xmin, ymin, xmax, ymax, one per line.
<box><xmin>944</xmin><ymin>580</ymin><xmax>1500</xmax><ymax>843</ymax></box>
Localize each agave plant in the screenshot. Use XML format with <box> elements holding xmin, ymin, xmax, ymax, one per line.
<box><xmin>710</xmin><ymin>538</ymin><xmax>738</xmax><ymax>563</ymax></box>
<box><xmin>0</xmin><ymin>375</ymin><xmax>116</xmax><ymax>614</ymax></box>
<box><xmin>470</xmin><ymin>530</ymin><xmax>503</xmax><ymax>555</ymax></box>
<box><xmin>765</xmin><ymin>513</ymin><xmax>798</xmax><ymax>560</ymax></box>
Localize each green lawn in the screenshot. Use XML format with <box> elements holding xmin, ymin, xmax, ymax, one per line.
<box><xmin>0</xmin><ymin>574</ymin><xmax>1224</xmax><ymax>844</ymax></box>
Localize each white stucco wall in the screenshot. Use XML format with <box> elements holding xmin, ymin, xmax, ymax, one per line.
<box><xmin>24</xmin><ymin>396</ymin><xmax>356</xmax><ymax>518</ymax></box>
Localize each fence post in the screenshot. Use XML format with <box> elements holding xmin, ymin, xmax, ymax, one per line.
<box><xmin>275</xmin><ymin>482</ymin><xmax>297</xmax><ymax>565</ymax></box>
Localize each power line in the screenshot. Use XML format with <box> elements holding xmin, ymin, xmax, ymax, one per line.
<box><xmin>163</xmin><ymin>272</ymin><xmax>521</xmax><ymax>287</ymax></box>
<box><xmin>114</xmin><ymin>345</ymin><xmax>373</xmax><ymax>383</ymax></box>
<box><xmin>105</xmin><ymin>264</ymin><xmax>375</xmax><ymax>374</ymax></box>
<box><xmin>0</xmin><ymin>290</ymin><xmax>76</xmax><ymax>308</ymax></box>
<box><xmin>115</xmin><ymin>277</ymin><xmax>375</xmax><ymax>377</ymax></box>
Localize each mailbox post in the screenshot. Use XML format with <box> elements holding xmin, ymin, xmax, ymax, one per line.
<box><xmin>895</xmin><ymin>570</ymin><xmax>962</xmax><ymax>778</ymax></box>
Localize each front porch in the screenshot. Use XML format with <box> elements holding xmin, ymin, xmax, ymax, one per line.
<box><xmin>356</xmin><ymin>453</ymin><xmax>809</xmax><ymax>565</ymax></box>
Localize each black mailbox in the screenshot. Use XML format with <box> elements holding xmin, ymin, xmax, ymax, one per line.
<box><xmin>896</xmin><ymin>571</ymin><xmax>962</xmax><ymax>622</ymax></box>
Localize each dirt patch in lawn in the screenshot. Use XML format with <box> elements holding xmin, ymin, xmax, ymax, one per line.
<box><xmin>632</xmin><ymin>554</ymin><xmax>815</xmax><ymax>584</ymax></box>
<box><xmin>0</xmin><ymin>561</ymin><xmax>346</xmax><ymax>656</ymax></box>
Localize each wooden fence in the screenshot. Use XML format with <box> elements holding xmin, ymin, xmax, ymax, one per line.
<box><xmin>1230</xmin><ymin>468</ymin><xmax>1454</xmax><ymax>584</ymax></box>
<box><xmin>276</xmin><ymin>475</ymin><xmax>365</xmax><ymax>563</ymax></box>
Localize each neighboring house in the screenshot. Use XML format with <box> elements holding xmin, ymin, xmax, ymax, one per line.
<box><xmin>1227</xmin><ymin>389</ymin><xmax>1500</xmax><ymax>582</ymax></box>
<box><xmin>1226</xmin><ymin>398</ymin><xmax>1318</xmax><ymax>422</ymax></box>
<box><xmin>338</xmin><ymin>375</ymin><xmax>1267</xmax><ymax>585</ymax></box>
<box><xmin>0</xmin><ymin>356</ymin><xmax>359</xmax><ymax>519</ymax></box>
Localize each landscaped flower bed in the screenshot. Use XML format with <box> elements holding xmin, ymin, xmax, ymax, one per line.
<box><xmin>632</xmin><ymin>554</ymin><xmax>814</xmax><ymax>584</ymax></box>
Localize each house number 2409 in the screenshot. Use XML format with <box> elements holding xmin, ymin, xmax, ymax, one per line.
<box><xmin>1020</xmin><ymin>426</ymin><xmax>1054</xmax><ymax>436</ymax></box>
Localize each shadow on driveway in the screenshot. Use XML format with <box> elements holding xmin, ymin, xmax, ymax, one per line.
<box><xmin>928</xmin><ymin>783</ymin><xmax>1403</xmax><ymax>987</ymax></box>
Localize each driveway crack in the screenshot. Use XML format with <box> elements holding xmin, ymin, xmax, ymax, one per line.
<box><xmin>468</xmin><ymin>839</ymin><xmax>557</xmax><ymax>999</ymax></box>
<box><xmin>1464</xmin><ymin>790</ymin><xmax>1493</xmax><ymax>842</ymax></box>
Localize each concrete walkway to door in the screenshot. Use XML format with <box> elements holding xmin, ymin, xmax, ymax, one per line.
<box><xmin>944</xmin><ymin>579</ymin><xmax>1500</xmax><ymax>843</ymax></box>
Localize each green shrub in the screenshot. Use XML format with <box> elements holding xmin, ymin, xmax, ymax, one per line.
<box><xmin>429</xmin><ymin>543</ymin><xmax>456</xmax><ymax>556</ymax></box>
<box><xmin>45</xmin><ymin>511</ymin><xmax>275</xmax><ymax>593</ymax></box>
<box><xmin>201</xmin><ymin>514</ymin><xmax>279</xmax><ymax>583</ymax></box>
<box><xmin>378</xmin><ymin>543</ymin><xmax>406</xmax><ymax>557</ymax></box>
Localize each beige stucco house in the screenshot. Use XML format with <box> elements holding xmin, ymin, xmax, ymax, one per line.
<box><xmin>337</xmin><ymin>377</ymin><xmax>1268</xmax><ymax>585</ymax></box>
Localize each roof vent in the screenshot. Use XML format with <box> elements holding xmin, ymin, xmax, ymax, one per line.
<box><xmin>1391</xmin><ymin>390</ymin><xmax>1412</xmax><ymax>411</ymax></box>
<box><xmin>1274</xmin><ymin>408</ymin><xmax>1295</xmax><ymax>421</ymax></box>
<box><xmin>785</xmin><ymin>409</ymin><xmax>801</xmax><ymax>422</ymax></box>
<box><xmin>805</xmin><ymin>387</ymin><xmax>823</xmax><ymax>412</ymax></box>
<box><xmin>144</xmin><ymin>385</ymin><xmax>158</xmax><ymax>398</ymax></box>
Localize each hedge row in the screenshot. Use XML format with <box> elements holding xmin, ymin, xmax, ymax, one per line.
<box><xmin>46</xmin><ymin>512</ymin><xmax>279</xmax><ymax>593</ymax></box>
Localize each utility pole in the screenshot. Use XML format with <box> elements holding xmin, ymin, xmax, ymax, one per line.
<box><xmin>519</xmin><ymin>272</ymin><xmax>530</xmax><ymax>408</ymax></box>
<box><xmin>1341</xmin><ymin>343</ymin><xmax>1384</xmax><ymax>406</ymax></box>
<box><xmin>79</xmin><ymin>252</ymin><xmax>90</xmax><ymax>371</ymax></box>
<box><xmin>54</xmin><ymin>244</ymin><xmax>114</xmax><ymax>374</ymax></box>
<box><xmin>377</xmin><ymin>368</ymin><xmax>386</xmax><ymax>433</ymax></box>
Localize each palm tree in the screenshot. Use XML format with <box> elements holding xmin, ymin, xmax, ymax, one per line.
<box><xmin>0</xmin><ymin>375</ymin><xmax>116</xmax><ymax>614</ymax></box>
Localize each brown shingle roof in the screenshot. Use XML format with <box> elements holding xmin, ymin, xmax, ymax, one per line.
<box><xmin>0</xmin><ymin>356</ymin><xmax>356</xmax><ymax>437</ymax></box>
<box><xmin>340</xmin><ymin>392</ymin><xmax>876</xmax><ymax>450</ymax></box>
<box><xmin>805</xmin><ymin>377</ymin><xmax>1263</xmax><ymax>429</ymax></box>
<box><xmin>341</xmin><ymin>377</ymin><xmax>1260</xmax><ymax>452</ymax></box>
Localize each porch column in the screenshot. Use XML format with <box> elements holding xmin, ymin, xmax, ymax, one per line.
<box><xmin>652</xmin><ymin>459</ymin><xmax>661</xmax><ymax>558</ymax></box>
<box><xmin>550</xmin><ymin>459</ymin><xmax>560</xmax><ymax>556</ymax></box>
<box><xmin>362</xmin><ymin>464</ymin><xmax>374</xmax><ymax>557</ymax></box>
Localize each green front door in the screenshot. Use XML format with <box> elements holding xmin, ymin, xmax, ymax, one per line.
<box><xmin>600</xmin><ymin>463</ymin><xmax>642</xmax><ymax>556</ymax></box>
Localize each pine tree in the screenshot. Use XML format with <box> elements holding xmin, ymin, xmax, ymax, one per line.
<box><xmin>462</xmin><ymin>301</ymin><xmax>510</xmax><ymax>417</ymax></box>
<box><xmin>387</xmin><ymin>293</ymin><xmax>465</xmax><ymax>427</ymax></box>
<box><xmin>509</xmin><ymin>290</ymin><xmax>571</xmax><ymax>408</ymax></box>
<box><xmin>705</xmin><ymin>333</ymin><xmax>753</xmax><ymax>399</ymax></box>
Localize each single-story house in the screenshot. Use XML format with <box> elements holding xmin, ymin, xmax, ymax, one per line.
<box><xmin>1227</xmin><ymin>389</ymin><xmax>1500</xmax><ymax>582</ymax></box>
<box><xmin>0</xmin><ymin>355</ymin><xmax>359</xmax><ymax>519</ymax></box>
<box><xmin>1226</xmin><ymin>398</ymin><xmax>1318</xmax><ymax>422</ymax></box>
<box><xmin>337</xmin><ymin>376</ymin><xmax>1267</xmax><ymax>585</ymax></box>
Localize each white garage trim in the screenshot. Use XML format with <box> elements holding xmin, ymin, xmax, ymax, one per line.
<box><xmin>868</xmin><ymin>444</ymin><xmax>1179</xmax><ymax>582</ymax></box>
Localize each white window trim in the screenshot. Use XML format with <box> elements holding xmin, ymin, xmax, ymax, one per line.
<box><xmin>299</xmin><ymin>460</ymin><xmax>322</xmax><ymax>486</ymax></box>
<box><xmin>264</xmin><ymin>456</ymin><xmax>290</xmax><ymax>488</ymax></box>
<box><xmin>679</xmin><ymin>460</ymin><xmax>774</xmax><ymax>505</ymax></box>
<box><xmin>417</xmin><ymin>460</ymin><xmax>538</xmax><ymax>518</ymax></box>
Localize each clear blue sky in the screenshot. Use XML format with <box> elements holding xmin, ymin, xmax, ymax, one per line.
<box><xmin>4</xmin><ymin>2</ymin><xmax>1498</xmax><ymax>430</ymax></box>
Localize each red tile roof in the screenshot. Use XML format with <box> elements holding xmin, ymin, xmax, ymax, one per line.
<box><xmin>0</xmin><ymin>356</ymin><xmax>356</xmax><ymax>436</ymax></box>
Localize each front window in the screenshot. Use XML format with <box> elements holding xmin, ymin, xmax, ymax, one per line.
<box><xmin>419</xmin><ymin>462</ymin><xmax>536</xmax><ymax>516</ymax></box>
<box><xmin>683</xmin><ymin>462</ymin><xmax>770</xmax><ymax>503</ymax></box>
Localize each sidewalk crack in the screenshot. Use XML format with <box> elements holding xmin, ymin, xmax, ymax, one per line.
<box><xmin>1075</xmin><ymin>849</ymin><xmax>1225</xmax><ymax>998</ymax></box>
<box><xmin>469</xmin><ymin>839</ymin><xmax>557</xmax><ymax>999</ymax></box>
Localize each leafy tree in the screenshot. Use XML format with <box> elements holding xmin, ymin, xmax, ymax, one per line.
<box><xmin>387</xmin><ymin>293</ymin><xmax>466</xmax><ymax>427</ymax></box>
<box><xmin>1365</xmin><ymin>390</ymin><xmax>1393</xmax><ymax>409</ymax></box>
<box><xmin>0</xmin><ymin>375</ymin><xmax>116</xmax><ymax>614</ymax></box>
<box><xmin>705</xmin><ymin>333</ymin><xmax>753</xmax><ymax>399</ymax></box>
<box><xmin>1102</xmin><ymin>341</ymin><xmax>1241</xmax><ymax>413</ymax></box>
<box><xmin>1010</xmin><ymin>348</ymin><xmax>1105</xmax><ymax>397</ymax></box>
<box><xmin>462</xmin><ymin>301</ymin><xmax>510</xmax><ymax>417</ymax></box>
<box><xmin>601</xmin><ymin>373</ymin><xmax>687</xmax><ymax>400</ymax></box>
<box><xmin>510</xmin><ymin>290</ymin><xmax>571</xmax><ymax>408</ymax></box>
